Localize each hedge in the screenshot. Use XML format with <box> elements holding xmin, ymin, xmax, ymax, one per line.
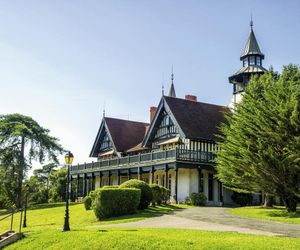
<box><xmin>83</xmin><ymin>195</ymin><xmax>92</xmax><ymax>210</ymax></box>
<box><xmin>190</xmin><ymin>192</ymin><xmax>207</xmax><ymax>206</ymax></box>
<box><xmin>149</xmin><ymin>184</ymin><xmax>170</xmax><ymax>206</ymax></box>
<box><xmin>120</xmin><ymin>180</ymin><xmax>152</xmax><ymax>209</ymax></box>
<box><xmin>149</xmin><ymin>184</ymin><xmax>162</xmax><ymax>205</ymax></box>
<box><xmin>93</xmin><ymin>187</ymin><xmax>141</xmax><ymax>219</ymax></box>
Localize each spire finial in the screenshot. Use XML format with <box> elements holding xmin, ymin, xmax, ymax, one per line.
<box><xmin>102</xmin><ymin>101</ymin><xmax>106</xmax><ymax>117</ymax></box>
<box><xmin>162</xmin><ymin>72</ymin><xmax>165</xmax><ymax>96</ymax></box>
<box><xmin>250</xmin><ymin>14</ymin><xmax>253</xmax><ymax>30</ymax></box>
<box><xmin>171</xmin><ymin>64</ymin><xmax>174</xmax><ymax>84</ymax></box>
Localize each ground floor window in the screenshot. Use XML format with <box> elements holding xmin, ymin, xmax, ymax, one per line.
<box><xmin>199</xmin><ymin>172</ymin><xmax>204</xmax><ymax>192</ymax></box>
<box><xmin>168</xmin><ymin>173</ymin><xmax>172</xmax><ymax>190</ymax></box>
<box><xmin>208</xmin><ymin>173</ymin><xmax>214</xmax><ymax>201</ymax></box>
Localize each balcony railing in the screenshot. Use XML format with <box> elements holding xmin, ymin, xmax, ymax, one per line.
<box><xmin>70</xmin><ymin>148</ymin><xmax>215</xmax><ymax>173</ymax></box>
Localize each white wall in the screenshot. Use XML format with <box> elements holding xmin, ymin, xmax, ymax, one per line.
<box><xmin>177</xmin><ymin>168</ymin><xmax>190</xmax><ymax>202</ymax></box>
<box><xmin>228</xmin><ymin>92</ymin><xmax>244</xmax><ymax>109</ymax></box>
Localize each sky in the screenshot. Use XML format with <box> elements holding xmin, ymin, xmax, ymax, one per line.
<box><xmin>0</xmin><ymin>0</ymin><xmax>299</xmax><ymax>173</ymax></box>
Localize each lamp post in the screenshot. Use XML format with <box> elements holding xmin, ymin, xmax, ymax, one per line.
<box><xmin>63</xmin><ymin>151</ymin><xmax>74</xmax><ymax>231</ymax></box>
<box><xmin>23</xmin><ymin>183</ymin><xmax>29</xmax><ymax>228</ymax></box>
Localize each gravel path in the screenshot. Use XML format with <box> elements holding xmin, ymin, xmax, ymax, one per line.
<box><xmin>95</xmin><ymin>207</ymin><xmax>300</xmax><ymax>237</ymax></box>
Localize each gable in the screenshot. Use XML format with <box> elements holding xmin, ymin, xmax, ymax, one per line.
<box><xmin>89</xmin><ymin>119</ymin><xmax>116</xmax><ymax>157</ymax></box>
<box><xmin>143</xmin><ymin>98</ymin><xmax>184</xmax><ymax>148</ymax></box>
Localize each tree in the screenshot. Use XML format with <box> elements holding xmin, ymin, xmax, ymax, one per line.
<box><xmin>216</xmin><ymin>65</ymin><xmax>300</xmax><ymax>212</ymax></box>
<box><xmin>49</xmin><ymin>168</ymin><xmax>67</xmax><ymax>202</ymax></box>
<box><xmin>33</xmin><ymin>163</ymin><xmax>57</xmax><ymax>201</ymax></box>
<box><xmin>0</xmin><ymin>114</ymin><xmax>64</xmax><ymax>207</ymax></box>
<box><xmin>26</xmin><ymin>176</ymin><xmax>48</xmax><ymax>204</ymax></box>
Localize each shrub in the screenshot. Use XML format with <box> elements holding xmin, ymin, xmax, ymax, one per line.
<box><xmin>160</xmin><ymin>186</ymin><xmax>170</xmax><ymax>204</ymax></box>
<box><xmin>93</xmin><ymin>187</ymin><xmax>141</xmax><ymax>219</ymax></box>
<box><xmin>120</xmin><ymin>180</ymin><xmax>152</xmax><ymax>209</ymax></box>
<box><xmin>190</xmin><ymin>193</ymin><xmax>207</xmax><ymax>206</ymax></box>
<box><xmin>231</xmin><ymin>192</ymin><xmax>253</xmax><ymax>206</ymax></box>
<box><xmin>185</xmin><ymin>196</ymin><xmax>192</xmax><ymax>205</ymax></box>
<box><xmin>83</xmin><ymin>196</ymin><xmax>92</xmax><ymax>210</ymax></box>
<box><xmin>149</xmin><ymin>184</ymin><xmax>162</xmax><ymax>206</ymax></box>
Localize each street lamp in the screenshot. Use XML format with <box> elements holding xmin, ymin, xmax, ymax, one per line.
<box><xmin>63</xmin><ymin>151</ymin><xmax>74</xmax><ymax>231</ymax></box>
<box><xmin>23</xmin><ymin>183</ymin><xmax>30</xmax><ymax>228</ymax></box>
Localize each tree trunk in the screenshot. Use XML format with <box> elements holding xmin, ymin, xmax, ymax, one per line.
<box><xmin>284</xmin><ymin>196</ymin><xmax>298</xmax><ymax>212</ymax></box>
<box><xmin>263</xmin><ymin>194</ymin><xmax>274</xmax><ymax>208</ymax></box>
<box><xmin>17</xmin><ymin>136</ymin><xmax>25</xmax><ymax>208</ymax></box>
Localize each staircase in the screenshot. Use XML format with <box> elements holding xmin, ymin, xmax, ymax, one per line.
<box><xmin>0</xmin><ymin>230</ymin><xmax>23</xmax><ymax>249</ymax></box>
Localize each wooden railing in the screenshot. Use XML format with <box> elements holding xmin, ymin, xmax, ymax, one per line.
<box><xmin>70</xmin><ymin>148</ymin><xmax>214</xmax><ymax>173</ymax></box>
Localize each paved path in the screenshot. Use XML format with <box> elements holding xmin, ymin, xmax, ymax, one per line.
<box><xmin>96</xmin><ymin>207</ymin><xmax>300</xmax><ymax>237</ymax></box>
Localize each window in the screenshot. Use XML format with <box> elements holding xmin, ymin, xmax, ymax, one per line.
<box><xmin>256</xmin><ymin>57</ymin><xmax>261</xmax><ymax>66</ymax></box>
<box><xmin>168</xmin><ymin>174</ymin><xmax>172</xmax><ymax>190</ymax></box>
<box><xmin>208</xmin><ymin>173</ymin><xmax>214</xmax><ymax>201</ymax></box>
<box><xmin>243</xmin><ymin>58</ymin><xmax>248</xmax><ymax>67</ymax></box>
<box><xmin>199</xmin><ymin>173</ymin><xmax>204</xmax><ymax>192</ymax></box>
<box><xmin>249</xmin><ymin>56</ymin><xmax>255</xmax><ymax>65</ymax></box>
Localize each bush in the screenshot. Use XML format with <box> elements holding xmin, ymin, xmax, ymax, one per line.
<box><xmin>149</xmin><ymin>184</ymin><xmax>162</xmax><ymax>206</ymax></box>
<box><xmin>160</xmin><ymin>186</ymin><xmax>170</xmax><ymax>204</ymax></box>
<box><xmin>120</xmin><ymin>180</ymin><xmax>152</xmax><ymax>209</ymax></box>
<box><xmin>190</xmin><ymin>193</ymin><xmax>207</xmax><ymax>206</ymax></box>
<box><xmin>231</xmin><ymin>192</ymin><xmax>253</xmax><ymax>206</ymax></box>
<box><xmin>83</xmin><ymin>196</ymin><xmax>92</xmax><ymax>210</ymax></box>
<box><xmin>93</xmin><ymin>187</ymin><xmax>141</xmax><ymax>219</ymax></box>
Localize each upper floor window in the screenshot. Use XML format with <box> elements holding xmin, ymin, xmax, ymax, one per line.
<box><xmin>256</xmin><ymin>57</ymin><xmax>261</xmax><ymax>66</ymax></box>
<box><xmin>249</xmin><ymin>56</ymin><xmax>255</xmax><ymax>65</ymax></box>
<box><xmin>243</xmin><ymin>58</ymin><xmax>248</xmax><ymax>67</ymax></box>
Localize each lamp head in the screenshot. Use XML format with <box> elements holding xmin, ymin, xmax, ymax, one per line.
<box><xmin>65</xmin><ymin>151</ymin><xmax>74</xmax><ymax>165</ymax></box>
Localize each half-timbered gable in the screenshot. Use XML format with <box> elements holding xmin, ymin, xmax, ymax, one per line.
<box><xmin>143</xmin><ymin>97</ymin><xmax>184</xmax><ymax>149</ymax></box>
<box><xmin>90</xmin><ymin>117</ymin><xmax>149</xmax><ymax>159</ymax></box>
<box><xmin>89</xmin><ymin>118</ymin><xmax>117</xmax><ymax>159</ymax></box>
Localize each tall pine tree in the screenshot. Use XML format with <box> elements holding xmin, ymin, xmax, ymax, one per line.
<box><xmin>216</xmin><ymin>65</ymin><xmax>300</xmax><ymax>212</ymax></box>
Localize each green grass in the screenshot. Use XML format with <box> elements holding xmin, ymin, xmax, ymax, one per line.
<box><xmin>1</xmin><ymin>203</ymin><xmax>300</xmax><ymax>249</ymax></box>
<box><xmin>5</xmin><ymin>228</ymin><xmax>300</xmax><ymax>250</ymax></box>
<box><xmin>0</xmin><ymin>202</ymin><xmax>188</xmax><ymax>233</ymax></box>
<box><xmin>230</xmin><ymin>206</ymin><xmax>300</xmax><ymax>224</ymax></box>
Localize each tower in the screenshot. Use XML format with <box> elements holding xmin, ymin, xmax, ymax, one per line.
<box><xmin>229</xmin><ymin>21</ymin><xmax>267</xmax><ymax>106</ymax></box>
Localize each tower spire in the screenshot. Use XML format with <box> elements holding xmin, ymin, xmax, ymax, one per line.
<box><xmin>250</xmin><ymin>14</ymin><xmax>253</xmax><ymax>30</ymax></box>
<box><xmin>168</xmin><ymin>65</ymin><xmax>176</xmax><ymax>98</ymax></box>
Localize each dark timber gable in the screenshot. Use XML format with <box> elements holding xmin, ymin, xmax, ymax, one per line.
<box><xmin>89</xmin><ymin>118</ymin><xmax>117</xmax><ymax>158</ymax></box>
<box><xmin>143</xmin><ymin>97</ymin><xmax>185</xmax><ymax>148</ymax></box>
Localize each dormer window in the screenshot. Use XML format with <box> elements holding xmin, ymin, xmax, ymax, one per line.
<box><xmin>249</xmin><ymin>56</ymin><xmax>255</xmax><ymax>65</ymax></box>
<box><xmin>243</xmin><ymin>58</ymin><xmax>248</xmax><ymax>67</ymax></box>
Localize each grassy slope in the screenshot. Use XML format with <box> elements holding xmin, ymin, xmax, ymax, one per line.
<box><xmin>0</xmin><ymin>203</ymin><xmax>299</xmax><ymax>250</ymax></box>
<box><xmin>0</xmin><ymin>203</ymin><xmax>187</xmax><ymax>232</ymax></box>
<box><xmin>230</xmin><ymin>206</ymin><xmax>300</xmax><ymax>224</ymax></box>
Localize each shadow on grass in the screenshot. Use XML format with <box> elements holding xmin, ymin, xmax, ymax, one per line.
<box><xmin>28</xmin><ymin>202</ymin><xmax>79</xmax><ymax>211</ymax></box>
<box><xmin>267</xmin><ymin>210</ymin><xmax>300</xmax><ymax>219</ymax></box>
<box><xmin>252</xmin><ymin>206</ymin><xmax>300</xmax><ymax>219</ymax></box>
<box><xmin>100</xmin><ymin>204</ymin><xmax>185</xmax><ymax>223</ymax></box>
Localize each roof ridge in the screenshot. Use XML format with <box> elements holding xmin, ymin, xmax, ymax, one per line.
<box><xmin>105</xmin><ymin>116</ymin><xmax>149</xmax><ymax>125</ymax></box>
<box><xmin>164</xmin><ymin>96</ymin><xmax>228</xmax><ymax>109</ymax></box>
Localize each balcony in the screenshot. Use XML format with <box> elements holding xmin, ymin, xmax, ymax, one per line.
<box><xmin>70</xmin><ymin>148</ymin><xmax>215</xmax><ymax>174</ymax></box>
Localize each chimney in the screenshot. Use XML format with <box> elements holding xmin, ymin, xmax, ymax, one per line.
<box><xmin>150</xmin><ymin>106</ymin><xmax>157</xmax><ymax>123</ymax></box>
<box><xmin>185</xmin><ymin>95</ymin><xmax>197</xmax><ymax>102</ymax></box>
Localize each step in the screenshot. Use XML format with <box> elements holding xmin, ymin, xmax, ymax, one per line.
<box><xmin>0</xmin><ymin>231</ymin><xmax>23</xmax><ymax>249</ymax></box>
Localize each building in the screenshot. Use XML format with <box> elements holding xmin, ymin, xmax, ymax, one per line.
<box><xmin>70</xmin><ymin>22</ymin><xmax>267</xmax><ymax>205</ymax></box>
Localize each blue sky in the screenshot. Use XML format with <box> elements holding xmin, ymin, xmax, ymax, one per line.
<box><xmin>0</xmin><ymin>0</ymin><xmax>299</xmax><ymax>170</ymax></box>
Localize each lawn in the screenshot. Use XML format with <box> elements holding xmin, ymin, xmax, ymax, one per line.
<box><xmin>0</xmin><ymin>203</ymin><xmax>300</xmax><ymax>250</ymax></box>
<box><xmin>230</xmin><ymin>206</ymin><xmax>300</xmax><ymax>224</ymax></box>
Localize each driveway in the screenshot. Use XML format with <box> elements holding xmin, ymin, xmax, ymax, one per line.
<box><xmin>98</xmin><ymin>207</ymin><xmax>300</xmax><ymax>237</ymax></box>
